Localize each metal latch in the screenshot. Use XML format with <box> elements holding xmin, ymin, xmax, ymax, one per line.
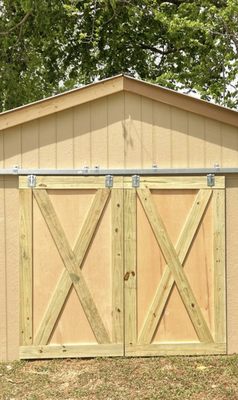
<box><xmin>207</xmin><ymin>174</ymin><xmax>215</xmax><ymax>187</ymax></box>
<box><xmin>105</xmin><ymin>175</ymin><xmax>113</xmax><ymax>188</ymax></box>
<box><xmin>132</xmin><ymin>175</ymin><xmax>140</xmax><ymax>188</ymax></box>
<box><xmin>27</xmin><ymin>175</ymin><xmax>36</xmax><ymax>188</ymax></box>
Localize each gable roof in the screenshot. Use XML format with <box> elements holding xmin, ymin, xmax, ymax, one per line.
<box><xmin>0</xmin><ymin>74</ymin><xmax>237</xmax><ymax>131</ymax></box>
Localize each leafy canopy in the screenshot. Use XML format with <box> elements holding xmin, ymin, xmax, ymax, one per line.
<box><xmin>0</xmin><ymin>0</ymin><xmax>237</xmax><ymax>111</ymax></box>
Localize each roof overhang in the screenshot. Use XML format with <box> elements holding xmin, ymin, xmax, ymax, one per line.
<box><xmin>0</xmin><ymin>75</ymin><xmax>237</xmax><ymax>131</ymax></box>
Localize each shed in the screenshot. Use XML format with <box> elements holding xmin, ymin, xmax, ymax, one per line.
<box><xmin>0</xmin><ymin>75</ymin><xmax>238</xmax><ymax>360</ymax></box>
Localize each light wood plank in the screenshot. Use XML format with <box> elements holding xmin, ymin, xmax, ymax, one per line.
<box><xmin>124</xmin><ymin>189</ymin><xmax>137</xmax><ymax>346</ymax></box>
<box><xmin>111</xmin><ymin>190</ymin><xmax>124</xmax><ymax>343</ymax></box>
<box><xmin>20</xmin><ymin>343</ymin><xmax>123</xmax><ymax>359</ymax></box>
<box><xmin>5</xmin><ymin>178</ymin><xmax>20</xmax><ymax>360</ymax></box>
<box><xmin>124</xmin><ymin>176</ymin><xmax>225</xmax><ymax>189</ymax></box>
<box><xmin>33</xmin><ymin>189</ymin><xmax>111</xmax><ymax>344</ymax></box>
<box><xmin>213</xmin><ymin>189</ymin><xmax>226</xmax><ymax>343</ymax></box>
<box><xmin>125</xmin><ymin>342</ymin><xmax>226</xmax><ymax>357</ymax></box>
<box><xmin>137</xmin><ymin>188</ymin><xmax>213</xmax><ymax>343</ymax></box>
<box><xmin>19</xmin><ymin>176</ymin><xmax>124</xmax><ymax>189</ymax></box>
<box><xmin>139</xmin><ymin>189</ymin><xmax>212</xmax><ymax>344</ymax></box>
<box><xmin>19</xmin><ymin>189</ymin><xmax>33</xmax><ymax>345</ymax></box>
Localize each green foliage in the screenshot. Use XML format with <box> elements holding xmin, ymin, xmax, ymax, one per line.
<box><xmin>0</xmin><ymin>0</ymin><xmax>237</xmax><ymax>111</ymax></box>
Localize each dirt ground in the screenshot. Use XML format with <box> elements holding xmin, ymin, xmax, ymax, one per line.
<box><xmin>1</xmin><ymin>355</ymin><xmax>238</xmax><ymax>399</ymax></box>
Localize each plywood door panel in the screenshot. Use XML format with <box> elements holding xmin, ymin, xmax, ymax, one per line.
<box><xmin>124</xmin><ymin>176</ymin><xmax>226</xmax><ymax>356</ymax></box>
<box><xmin>19</xmin><ymin>177</ymin><xmax>124</xmax><ymax>359</ymax></box>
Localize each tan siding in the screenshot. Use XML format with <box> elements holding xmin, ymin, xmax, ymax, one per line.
<box><xmin>21</xmin><ymin>120</ymin><xmax>39</xmax><ymax>168</ymax></box>
<box><xmin>188</xmin><ymin>114</ymin><xmax>205</xmax><ymax>167</ymax></box>
<box><xmin>0</xmin><ymin>134</ymin><xmax>4</xmax><ymax>168</ymax></box>
<box><xmin>39</xmin><ymin>115</ymin><xmax>57</xmax><ymax>168</ymax></box>
<box><xmin>152</xmin><ymin>101</ymin><xmax>171</xmax><ymax>168</ymax></box>
<box><xmin>0</xmin><ymin>180</ymin><xmax>7</xmax><ymax>360</ymax></box>
<box><xmin>3</xmin><ymin>126</ymin><xmax>21</xmax><ymax>168</ymax></box>
<box><xmin>108</xmin><ymin>93</ymin><xmax>125</xmax><ymax>168</ymax></box>
<box><xmin>73</xmin><ymin>103</ymin><xmax>91</xmax><ymax>168</ymax></box>
<box><xmin>226</xmin><ymin>176</ymin><xmax>238</xmax><ymax>354</ymax></box>
<box><xmin>91</xmin><ymin>97</ymin><xmax>108</xmax><ymax>168</ymax></box>
<box><xmin>56</xmin><ymin>109</ymin><xmax>74</xmax><ymax>169</ymax></box>
<box><xmin>124</xmin><ymin>93</ymin><xmax>142</xmax><ymax>168</ymax></box>
<box><xmin>141</xmin><ymin>97</ymin><xmax>153</xmax><ymax>168</ymax></box>
<box><xmin>221</xmin><ymin>125</ymin><xmax>238</xmax><ymax>167</ymax></box>
<box><xmin>205</xmin><ymin>119</ymin><xmax>222</xmax><ymax>168</ymax></box>
<box><xmin>1</xmin><ymin>93</ymin><xmax>237</xmax><ymax>171</ymax></box>
<box><xmin>171</xmin><ymin>108</ymin><xmax>189</xmax><ymax>167</ymax></box>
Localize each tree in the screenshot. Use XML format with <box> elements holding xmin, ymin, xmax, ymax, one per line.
<box><xmin>0</xmin><ymin>0</ymin><xmax>237</xmax><ymax>112</ymax></box>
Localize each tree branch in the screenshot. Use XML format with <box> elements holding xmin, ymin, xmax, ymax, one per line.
<box><xmin>0</xmin><ymin>11</ymin><xmax>32</xmax><ymax>36</ymax></box>
<box><xmin>139</xmin><ymin>42</ymin><xmax>174</xmax><ymax>55</ymax></box>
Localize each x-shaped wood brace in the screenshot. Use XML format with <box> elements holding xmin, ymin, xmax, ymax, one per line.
<box><xmin>137</xmin><ymin>188</ymin><xmax>214</xmax><ymax>344</ymax></box>
<box><xmin>33</xmin><ymin>189</ymin><xmax>111</xmax><ymax>345</ymax></box>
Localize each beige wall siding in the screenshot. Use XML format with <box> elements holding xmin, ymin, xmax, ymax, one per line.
<box><xmin>0</xmin><ymin>92</ymin><xmax>238</xmax><ymax>360</ymax></box>
<box><xmin>1</xmin><ymin>92</ymin><xmax>238</xmax><ymax>170</ymax></box>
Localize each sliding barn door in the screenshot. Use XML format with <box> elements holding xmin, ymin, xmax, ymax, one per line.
<box><xmin>124</xmin><ymin>176</ymin><xmax>226</xmax><ymax>356</ymax></box>
<box><xmin>19</xmin><ymin>176</ymin><xmax>124</xmax><ymax>359</ymax></box>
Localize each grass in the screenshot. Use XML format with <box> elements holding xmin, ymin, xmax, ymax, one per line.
<box><xmin>1</xmin><ymin>355</ymin><xmax>238</xmax><ymax>399</ymax></box>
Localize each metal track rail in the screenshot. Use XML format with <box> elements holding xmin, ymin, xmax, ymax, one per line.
<box><xmin>0</xmin><ymin>167</ymin><xmax>238</xmax><ymax>176</ymax></box>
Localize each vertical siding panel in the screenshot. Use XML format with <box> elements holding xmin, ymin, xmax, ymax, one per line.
<box><xmin>3</xmin><ymin>127</ymin><xmax>22</xmax><ymax>168</ymax></box>
<box><xmin>205</xmin><ymin>119</ymin><xmax>222</xmax><ymax>168</ymax></box>
<box><xmin>141</xmin><ymin>97</ymin><xmax>153</xmax><ymax>168</ymax></box>
<box><xmin>91</xmin><ymin>98</ymin><xmax>108</xmax><ymax>168</ymax></box>
<box><xmin>39</xmin><ymin>115</ymin><xmax>57</xmax><ymax>168</ymax></box>
<box><xmin>108</xmin><ymin>93</ymin><xmax>125</xmax><ymax>168</ymax></box>
<box><xmin>0</xmin><ymin>180</ymin><xmax>7</xmax><ymax>360</ymax></box>
<box><xmin>5</xmin><ymin>177</ymin><xmax>19</xmax><ymax>360</ymax></box>
<box><xmin>171</xmin><ymin>107</ymin><xmax>188</xmax><ymax>167</ymax></box>
<box><xmin>56</xmin><ymin>109</ymin><xmax>74</xmax><ymax>169</ymax></box>
<box><xmin>188</xmin><ymin>114</ymin><xmax>205</xmax><ymax>167</ymax></box>
<box><xmin>124</xmin><ymin>93</ymin><xmax>142</xmax><ymax>168</ymax></box>
<box><xmin>74</xmin><ymin>103</ymin><xmax>91</xmax><ymax>168</ymax></box>
<box><xmin>153</xmin><ymin>102</ymin><xmax>171</xmax><ymax>168</ymax></box>
<box><xmin>221</xmin><ymin>125</ymin><xmax>238</xmax><ymax>167</ymax></box>
<box><xmin>21</xmin><ymin>120</ymin><xmax>39</xmax><ymax>168</ymax></box>
<box><xmin>0</xmin><ymin>133</ymin><xmax>3</xmax><ymax>168</ymax></box>
<box><xmin>226</xmin><ymin>177</ymin><xmax>238</xmax><ymax>354</ymax></box>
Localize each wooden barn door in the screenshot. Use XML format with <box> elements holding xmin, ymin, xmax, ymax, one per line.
<box><xmin>124</xmin><ymin>176</ymin><xmax>226</xmax><ymax>356</ymax></box>
<box><xmin>19</xmin><ymin>175</ymin><xmax>226</xmax><ymax>359</ymax></box>
<box><xmin>19</xmin><ymin>176</ymin><xmax>124</xmax><ymax>359</ymax></box>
